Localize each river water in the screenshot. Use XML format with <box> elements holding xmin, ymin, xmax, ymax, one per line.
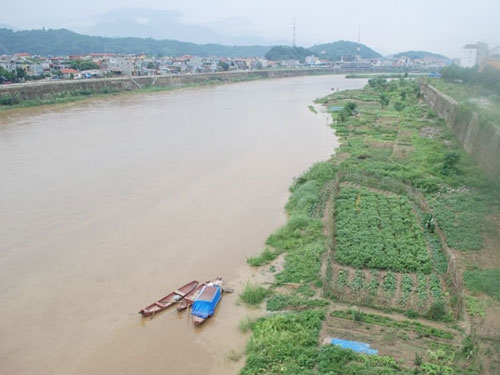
<box><xmin>0</xmin><ymin>75</ymin><xmax>366</xmax><ymax>375</ymax></box>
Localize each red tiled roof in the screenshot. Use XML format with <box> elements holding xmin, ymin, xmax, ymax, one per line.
<box><xmin>61</xmin><ymin>68</ymin><xmax>79</xmax><ymax>74</ymax></box>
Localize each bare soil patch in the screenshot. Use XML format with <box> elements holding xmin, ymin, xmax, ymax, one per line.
<box><xmin>319</xmin><ymin>304</ymin><xmax>462</xmax><ymax>368</ymax></box>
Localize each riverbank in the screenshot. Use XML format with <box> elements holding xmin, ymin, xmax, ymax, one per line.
<box><xmin>239</xmin><ymin>77</ymin><xmax>500</xmax><ymax>374</ymax></box>
<box><xmin>0</xmin><ymin>69</ymin><xmax>331</xmax><ymax>108</ymax></box>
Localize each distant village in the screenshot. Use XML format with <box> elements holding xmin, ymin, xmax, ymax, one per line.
<box><xmin>0</xmin><ymin>41</ymin><xmax>498</xmax><ymax>83</ymax></box>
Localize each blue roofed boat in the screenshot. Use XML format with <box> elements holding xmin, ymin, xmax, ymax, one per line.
<box><xmin>191</xmin><ymin>284</ymin><xmax>222</xmax><ymax>325</ymax></box>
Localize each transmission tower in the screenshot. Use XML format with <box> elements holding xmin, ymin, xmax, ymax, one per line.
<box><xmin>356</xmin><ymin>24</ymin><xmax>361</xmax><ymax>62</ymax></box>
<box><xmin>292</xmin><ymin>18</ymin><xmax>296</xmax><ymax>48</ymax></box>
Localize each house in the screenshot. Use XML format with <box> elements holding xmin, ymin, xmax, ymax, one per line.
<box><xmin>60</xmin><ymin>68</ymin><xmax>80</xmax><ymax>79</ymax></box>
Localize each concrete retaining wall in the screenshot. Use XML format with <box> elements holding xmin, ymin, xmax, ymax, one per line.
<box><xmin>0</xmin><ymin>69</ymin><xmax>328</xmax><ymax>102</ymax></box>
<box><xmin>421</xmin><ymin>82</ymin><xmax>500</xmax><ymax>181</ymax></box>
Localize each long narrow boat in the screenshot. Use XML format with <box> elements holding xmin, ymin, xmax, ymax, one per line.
<box><xmin>191</xmin><ymin>284</ymin><xmax>222</xmax><ymax>325</ymax></box>
<box><xmin>139</xmin><ymin>280</ymin><xmax>198</xmax><ymax>317</ymax></box>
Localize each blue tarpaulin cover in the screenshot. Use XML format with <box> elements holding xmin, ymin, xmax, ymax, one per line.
<box><xmin>327</xmin><ymin>338</ymin><xmax>378</xmax><ymax>355</ymax></box>
<box><xmin>329</xmin><ymin>106</ymin><xmax>344</xmax><ymax>112</ymax></box>
<box><xmin>191</xmin><ymin>285</ymin><xmax>221</xmax><ymax>319</ymax></box>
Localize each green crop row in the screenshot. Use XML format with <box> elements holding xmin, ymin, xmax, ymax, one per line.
<box><xmin>334</xmin><ymin>187</ymin><xmax>432</xmax><ymax>273</ymax></box>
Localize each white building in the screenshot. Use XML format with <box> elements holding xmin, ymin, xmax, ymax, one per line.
<box><xmin>461</xmin><ymin>42</ymin><xmax>489</xmax><ymax>68</ymax></box>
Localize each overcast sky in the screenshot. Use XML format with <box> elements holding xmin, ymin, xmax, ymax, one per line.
<box><xmin>2</xmin><ymin>0</ymin><xmax>499</xmax><ymax>58</ymax></box>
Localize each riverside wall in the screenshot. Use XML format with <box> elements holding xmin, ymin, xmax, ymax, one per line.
<box><xmin>420</xmin><ymin>82</ymin><xmax>500</xmax><ymax>181</ymax></box>
<box><xmin>0</xmin><ymin>69</ymin><xmax>328</xmax><ymax>102</ymax></box>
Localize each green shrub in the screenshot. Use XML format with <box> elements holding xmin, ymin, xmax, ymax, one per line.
<box><xmin>426</xmin><ymin>301</ymin><xmax>447</xmax><ymax>321</ymax></box>
<box><xmin>239</xmin><ymin>283</ymin><xmax>269</xmax><ymax>305</ymax></box>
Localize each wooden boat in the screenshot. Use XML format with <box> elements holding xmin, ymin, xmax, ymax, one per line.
<box><xmin>191</xmin><ymin>284</ymin><xmax>222</xmax><ymax>325</ymax></box>
<box><xmin>177</xmin><ymin>281</ymin><xmax>207</xmax><ymax>311</ymax></box>
<box><xmin>139</xmin><ymin>280</ymin><xmax>198</xmax><ymax>317</ymax></box>
<box><xmin>178</xmin><ymin>277</ymin><xmax>234</xmax><ymax>312</ymax></box>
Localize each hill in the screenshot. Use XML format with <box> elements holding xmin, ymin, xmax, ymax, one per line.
<box><xmin>264</xmin><ymin>46</ymin><xmax>312</xmax><ymax>61</ymax></box>
<box><xmin>393</xmin><ymin>50</ymin><xmax>449</xmax><ymax>60</ymax></box>
<box><xmin>0</xmin><ymin>28</ymin><xmax>270</xmax><ymax>57</ymax></box>
<box><xmin>309</xmin><ymin>40</ymin><xmax>382</xmax><ymax>61</ymax></box>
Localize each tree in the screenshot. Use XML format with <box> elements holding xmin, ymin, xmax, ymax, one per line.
<box><xmin>69</xmin><ymin>59</ymin><xmax>100</xmax><ymax>71</ymax></box>
<box><xmin>15</xmin><ymin>67</ymin><xmax>26</xmax><ymax>80</ymax></box>
<box><xmin>338</xmin><ymin>102</ymin><xmax>358</xmax><ymax>122</ymax></box>
<box><xmin>379</xmin><ymin>94</ymin><xmax>389</xmax><ymax>109</ymax></box>
<box><xmin>0</xmin><ymin>66</ymin><xmax>13</xmax><ymax>82</ymax></box>
<box><xmin>368</xmin><ymin>77</ymin><xmax>387</xmax><ymax>92</ymax></box>
<box><xmin>218</xmin><ymin>61</ymin><xmax>229</xmax><ymax>71</ymax></box>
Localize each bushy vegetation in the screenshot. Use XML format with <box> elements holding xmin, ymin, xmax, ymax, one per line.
<box><xmin>239</xmin><ymin>283</ymin><xmax>270</xmax><ymax>305</ymax></box>
<box><xmin>242</xmin><ymin>310</ymin><xmax>324</xmax><ymax>374</ymax></box>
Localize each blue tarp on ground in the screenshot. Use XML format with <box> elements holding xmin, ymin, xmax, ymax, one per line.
<box><xmin>191</xmin><ymin>285</ymin><xmax>221</xmax><ymax>319</ymax></box>
<box><xmin>328</xmin><ymin>338</ymin><xmax>378</xmax><ymax>355</ymax></box>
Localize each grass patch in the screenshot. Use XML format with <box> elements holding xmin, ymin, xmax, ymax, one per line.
<box><xmin>429</xmin><ymin>192</ymin><xmax>488</xmax><ymax>251</ymax></box>
<box><xmin>274</xmin><ymin>240</ymin><xmax>326</xmax><ymax>285</ymax></box>
<box><xmin>239</xmin><ymin>283</ymin><xmax>270</xmax><ymax>305</ymax></box>
<box><xmin>265</xmin><ymin>214</ymin><xmax>324</xmax><ymax>251</ymax></box>
<box><xmin>464</xmin><ymin>269</ymin><xmax>500</xmax><ymax>300</ymax></box>
<box><xmin>247</xmin><ymin>247</ymin><xmax>278</xmax><ymax>267</ymax></box>
<box><xmin>266</xmin><ymin>294</ymin><xmax>329</xmax><ymax>311</ymax></box>
<box><xmin>241</xmin><ymin>310</ymin><xmax>325</xmax><ymax>374</ymax></box>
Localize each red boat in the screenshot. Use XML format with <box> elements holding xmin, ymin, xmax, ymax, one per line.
<box><xmin>139</xmin><ymin>280</ymin><xmax>198</xmax><ymax>317</ymax></box>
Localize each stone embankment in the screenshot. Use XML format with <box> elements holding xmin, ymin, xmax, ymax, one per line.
<box><xmin>0</xmin><ymin>69</ymin><xmax>327</xmax><ymax>102</ymax></box>
<box><xmin>421</xmin><ymin>82</ymin><xmax>500</xmax><ymax>181</ymax></box>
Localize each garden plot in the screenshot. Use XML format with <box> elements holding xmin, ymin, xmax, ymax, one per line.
<box><xmin>334</xmin><ymin>186</ymin><xmax>432</xmax><ymax>273</ymax></box>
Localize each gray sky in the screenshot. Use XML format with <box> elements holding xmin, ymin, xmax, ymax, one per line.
<box><xmin>2</xmin><ymin>0</ymin><xmax>499</xmax><ymax>58</ymax></box>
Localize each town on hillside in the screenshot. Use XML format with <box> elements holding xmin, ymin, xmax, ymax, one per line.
<box><xmin>0</xmin><ymin>41</ymin><xmax>498</xmax><ymax>84</ymax></box>
<box><xmin>0</xmin><ymin>52</ymin><xmax>446</xmax><ymax>84</ymax></box>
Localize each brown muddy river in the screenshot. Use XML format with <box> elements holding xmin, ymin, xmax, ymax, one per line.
<box><xmin>0</xmin><ymin>75</ymin><xmax>366</xmax><ymax>375</ymax></box>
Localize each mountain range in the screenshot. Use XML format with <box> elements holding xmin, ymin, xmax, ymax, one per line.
<box><xmin>0</xmin><ymin>11</ymin><xmax>449</xmax><ymax>61</ymax></box>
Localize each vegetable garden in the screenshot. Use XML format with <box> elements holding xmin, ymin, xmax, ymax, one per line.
<box><xmin>239</xmin><ymin>76</ymin><xmax>500</xmax><ymax>375</ymax></box>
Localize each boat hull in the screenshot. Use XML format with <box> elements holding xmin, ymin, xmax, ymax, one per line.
<box><xmin>140</xmin><ymin>280</ymin><xmax>198</xmax><ymax>317</ymax></box>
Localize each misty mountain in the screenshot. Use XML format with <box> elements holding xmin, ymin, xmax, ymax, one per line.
<box><xmin>72</xmin><ymin>8</ymin><xmax>273</xmax><ymax>46</ymax></box>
